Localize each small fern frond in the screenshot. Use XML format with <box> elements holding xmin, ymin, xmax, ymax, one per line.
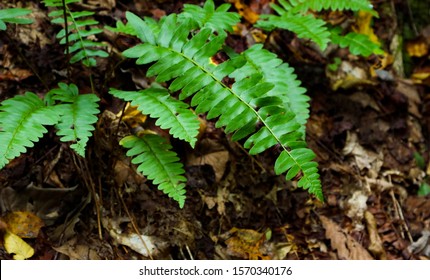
<box><xmin>44</xmin><ymin>0</ymin><xmax>108</xmax><ymax>67</ymax></box>
<box><xmin>258</xmin><ymin>13</ymin><xmax>330</xmax><ymax>50</ymax></box>
<box><xmin>179</xmin><ymin>0</ymin><xmax>241</xmax><ymax>34</ymax></box>
<box><xmin>124</xmin><ymin>11</ymin><xmax>322</xmax><ymax>199</ymax></box>
<box><xmin>120</xmin><ymin>134</ymin><xmax>187</xmax><ymax>208</ymax></box>
<box><xmin>288</xmin><ymin>0</ymin><xmax>376</xmax><ymax>15</ymax></box>
<box><xmin>0</xmin><ymin>93</ymin><xmax>60</xmax><ymax>169</ymax></box>
<box><xmin>0</xmin><ymin>8</ymin><xmax>33</xmax><ymax>30</ymax></box>
<box><xmin>48</xmin><ymin>83</ymin><xmax>99</xmax><ymax>157</ymax></box>
<box><xmin>331</xmin><ymin>30</ymin><xmax>384</xmax><ymax>57</ymax></box>
<box><xmin>109</xmin><ymin>88</ymin><xmax>200</xmax><ymax>147</ymax></box>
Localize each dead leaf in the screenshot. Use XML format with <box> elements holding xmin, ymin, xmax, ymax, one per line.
<box><xmin>406</xmin><ymin>37</ymin><xmax>429</xmax><ymax>57</ymax></box>
<box><xmin>230</xmin><ymin>0</ymin><xmax>259</xmax><ymax>24</ymax></box>
<box><xmin>364</xmin><ymin>211</ymin><xmax>387</xmax><ymax>259</ymax></box>
<box><xmin>320</xmin><ymin>215</ymin><xmax>373</xmax><ymax>260</ymax></box>
<box><xmin>187</xmin><ymin>151</ymin><xmax>229</xmax><ymax>182</ymax></box>
<box><xmin>3</xmin><ymin>211</ymin><xmax>44</xmax><ymax>238</ymax></box>
<box><xmin>352</xmin><ymin>11</ymin><xmax>380</xmax><ymax>45</ymax></box>
<box><xmin>4</xmin><ymin>230</ymin><xmax>34</xmax><ymax>260</ymax></box>
<box><xmin>53</xmin><ymin>237</ymin><xmax>101</xmax><ymax>260</ymax></box>
<box><xmin>408</xmin><ymin>230</ymin><xmax>430</xmax><ymax>257</ymax></box>
<box><xmin>222</xmin><ymin>227</ymin><xmax>270</xmax><ymax>260</ymax></box>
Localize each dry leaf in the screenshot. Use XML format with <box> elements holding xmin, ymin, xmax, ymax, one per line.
<box><xmin>230</xmin><ymin>0</ymin><xmax>259</xmax><ymax>24</ymax></box>
<box><xmin>320</xmin><ymin>215</ymin><xmax>373</xmax><ymax>260</ymax></box>
<box><xmin>406</xmin><ymin>37</ymin><xmax>429</xmax><ymax>57</ymax></box>
<box><xmin>223</xmin><ymin>227</ymin><xmax>270</xmax><ymax>260</ymax></box>
<box><xmin>364</xmin><ymin>211</ymin><xmax>387</xmax><ymax>259</ymax></box>
<box><xmin>3</xmin><ymin>211</ymin><xmax>44</xmax><ymax>238</ymax></box>
<box><xmin>4</xmin><ymin>230</ymin><xmax>34</xmax><ymax>260</ymax></box>
<box><xmin>187</xmin><ymin>151</ymin><xmax>229</xmax><ymax>182</ymax></box>
<box><xmin>353</xmin><ymin>11</ymin><xmax>380</xmax><ymax>44</ymax></box>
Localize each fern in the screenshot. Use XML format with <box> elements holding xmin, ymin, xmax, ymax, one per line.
<box><xmin>257</xmin><ymin>0</ymin><xmax>379</xmax><ymax>51</ymax></box>
<box><xmin>179</xmin><ymin>0</ymin><xmax>241</xmax><ymax>34</ymax></box>
<box><xmin>120</xmin><ymin>134</ymin><xmax>187</xmax><ymax>208</ymax></box>
<box><xmin>273</xmin><ymin>0</ymin><xmax>375</xmax><ymax>14</ymax></box>
<box><xmin>330</xmin><ymin>29</ymin><xmax>384</xmax><ymax>57</ymax></box>
<box><xmin>43</xmin><ymin>0</ymin><xmax>108</xmax><ymax>67</ymax></box>
<box><xmin>0</xmin><ymin>8</ymin><xmax>33</xmax><ymax>30</ymax></box>
<box><xmin>233</xmin><ymin>44</ymin><xmax>310</xmax><ymax>135</ymax></box>
<box><xmin>47</xmin><ymin>83</ymin><xmax>100</xmax><ymax>157</ymax></box>
<box><xmin>0</xmin><ymin>93</ymin><xmax>60</xmax><ymax>169</ymax></box>
<box><xmin>109</xmin><ymin>88</ymin><xmax>200</xmax><ymax>147</ymax></box>
<box><xmin>111</xmin><ymin>11</ymin><xmax>323</xmax><ymax>203</ymax></box>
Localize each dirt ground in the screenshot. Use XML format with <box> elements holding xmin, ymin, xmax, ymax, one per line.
<box><xmin>0</xmin><ymin>0</ymin><xmax>430</xmax><ymax>260</ymax></box>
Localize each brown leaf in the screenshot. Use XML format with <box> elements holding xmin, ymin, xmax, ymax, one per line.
<box><xmin>364</xmin><ymin>211</ymin><xmax>387</xmax><ymax>259</ymax></box>
<box><xmin>223</xmin><ymin>227</ymin><xmax>270</xmax><ymax>260</ymax></box>
<box><xmin>187</xmin><ymin>151</ymin><xmax>229</xmax><ymax>182</ymax></box>
<box><xmin>320</xmin><ymin>215</ymin><xmax>373</xmax><ymax>260</ymax></box>
<box><xmin>3</xmin><ymin>211</ymin><xmax>44</xmax><ymax>239</ymax></box>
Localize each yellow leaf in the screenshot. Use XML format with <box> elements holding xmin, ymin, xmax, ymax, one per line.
<box><xmin>353</xmin><ymin>11</ymin><xmax>380</xmax><ymax>45</ymax></box>
<box><xmin>4</xmin><ymin>230</ymin><xmax>34</xmax><ymax>260</ymax></box>
<box><xmin>231</xmin><ymin>0</ymin><xmax>259</xmax><ymax>24</ymax></box>
<box><xmin>3</xmin><ymin>211</ymin><xmax>44</xmax><ymax>238</ymax></box>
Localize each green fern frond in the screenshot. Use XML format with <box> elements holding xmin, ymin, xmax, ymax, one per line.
<box><xmin>47</xmin><ymin>83</ymin><xmax>99</xmax><ymax>157</ymax></box>
<box><xmin>43</xmin><ymin>0</ymin><xmax>108</xmax><ymax>67</ymax></box>
<box><xmin>179</xmin><ymin>0</ymin><xmax>241</xmax><ymax>34</ymax></box>
<box><xmin>258</xmin><ymin>13</ymin><xmax>330</xmax><ymax>50</ymax></box>
<box><xmin>120</xmin><ymin>134</ymin><xmax>187</xmax><ymax>208</ymax></box>
<box><xmin>331</xmin><ymin>30</ymin><xmax>384</xmax><ymax>57</ymax></box>
<box><xmin>288</xmin><ymin>0</ymin><xmax>376</xmax><ymax>15</ymax></box>
<box><xmin>0</xmin><ymin>8</ymin><xmax>33</xmax><ymax>30</ymax></box>
<box><xmin>123</xmin><ymin>11</ymin><xmax>322</xmax><ymax>199</ymax></box>
<box><xmin>231</xmin><ymin>44</ymin><xmax>310</xmax><ymax>135</ymax></box>
<box><xmin>109</xmin><ymin>88</ymin><xmax>200</xmax><ymax>147</ymax></box>
<box><xmin>0</xmin><ymin>93</ymin><xmax>60</xmax><ymax>169</ymax></box>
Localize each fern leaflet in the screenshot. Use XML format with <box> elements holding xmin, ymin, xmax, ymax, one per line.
<box><xmin>120</xmin><ymin>134</ymin><xmax>187</xmax><ymax>208</ymax></box>
<box><xmin>0</xmin><ymin>93</ymin><xmax>60</xmax><ymax>169</ymax></box>
<box><xmin>43</xmin><ymin>0</ymin><xmax>108</xmax><ymax>67</ymax></box>
<box><xmin>109</xmin><ymin>88</ymin><xmax>200</xmax><ymax>147</ymax></box>
<box><xmin>331</xmin><ymin>30</ymin><xmax>384</xmax><ymax>57</ymax></box>
<box><xmin>47</xmin><ymin>83</ymin><xmax>99</xmax><ymax>157</ymax></box>
<box><xmin>120</xmin><ymin>11</ymin><xmax>322</xmax><ymax>200</ymax></box>
<box><xmin>231</xmin><ymin>44</ymin><xmax>310</xmax><ymax>136</ymax></box>
<box><xmin>179</xmin><ymin>0</ymin><xmax>241</xmax><ymax>34</ymax></box>
<box><xmin>258</xmin><ymin>13</ymin><xmax>330</xmax><ymax>50</ymax></box>
<box><xmin>0</xmin><ymin>8</ymin><xmax>33</xmax><ymax>30</ymax></box>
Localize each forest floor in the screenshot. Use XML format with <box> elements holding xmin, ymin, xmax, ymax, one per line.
<box><xmin>1</xmin><ymin>0</ymin><xmax>430</xmax><ymax>260</ymax></box>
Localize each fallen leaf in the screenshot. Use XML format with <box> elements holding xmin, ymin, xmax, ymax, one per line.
<box><xmin>406</xmin><ymin>36</ymin><xmax>428</xmax><ymax>57</ymax></box>
<box><xmin>187</xmin><ymin>151</ymin><xmax>229</xmax><ymax>182</ymax></box>
<box><xmin>3</xmin><ymin>211</ymin><xmax>44</xmax><ymax>238</ymax></box>
<box><xmin>222</xmin><ymin>227</ymin><xmax>270</xmax><ymax>260</ymax></box>
<box><xmin>4</xmin><ymin>230</ymin><xmax>34</xmax><ymax>260</ymax></box>
<box><xmin>364</xmin><ymin>211</ymin><xmax>387</xmax><ymax>259</ymax></box>
<box><xmin>320</xmin><ymin>215</ymin><xmax>373</xmax><ymax>260</ymax></box>
<box><xmin>352</xmin><ymin>11</ymin><xmax>380</xmax><ymax>45</ymax></box>
<box><xmin>230</xmin><ymin>0</ymin><xmax>259</xmax><ymax>24</ymax></box>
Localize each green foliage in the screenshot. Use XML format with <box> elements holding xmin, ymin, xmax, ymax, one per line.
<box><xmin>330</xmin><ymin>29</ymin><xmax>384</xmax><ymax>57</ymax></box>
<box><xmin>109</xmin><ymin>7</ymin><xmax>323</xmax><ymax>206</ymax></box>
<box><xmin>179</xmin><ymin>0</ymin><xmax>241</xmax><ymax>34</ymax></box>
<box><xmin>0</xmin><ymin>93</ymin><xmax>60</xmax><ymax>169</ymax></box>
<box><xmin>276</xmin><ymin>0</ymin><xmax>376</xmax><ymax>14</ymax></box>
<box><xmin>0</xmin><ymin>8</ymin><xmax>33</xmax><ymax>30</ymax></box>
<box><xmin>120</xmin><ymin>134</ymin><xmax>187</xmax><ymax>208</ymax></box>
<box><xmin>47</xmin><ymin>83</ymin><xmax>100</xmax><ymax>157</ymax></box>
<box><xmin>257</xmin><ymin>0</ymin><xmax>380</xmax><ymax>54</ymax></box>
<box><xmin>0</xmin><ymin>83</ymin><xmax>99</xmax><ymax>168</ymax></box>
<box><xmin>109</xmin><ymin>88</ymin><xmax>200</xmax><ymax>147</ymax></box>
<box><xmin>43</xmin><ymin>0</ymin><xmax>108</xmax><ymax>67</ymax></box>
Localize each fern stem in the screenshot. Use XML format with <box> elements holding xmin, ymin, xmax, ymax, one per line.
<box><xmin>61</xmin><ymin>0</ymin><xmax>71</xmax><ymax>80</ymax></box>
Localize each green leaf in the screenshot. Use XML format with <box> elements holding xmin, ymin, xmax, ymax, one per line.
<box><xmin>120</xmin><ymin>134</ymin><xmax>187</xmax><ymax>208</ymax></box>
<box><xmin>49</xmin><ymin>83</ymin><xmax>100</xmax><ymax>157</ymax></box>
<box><xmin>0</xmin><ymin>93</ymin><xmax>60</xmax><ymax>168</ymax></box>
<box><xmin>331</xmin><ymin>31</ymin><xmax>384</xmax><ymax>57</ymax></box>
<box><xmin>109</xmin><ymin>88</ymin><xmax>200</xmax><ymax>147</ymax></box>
